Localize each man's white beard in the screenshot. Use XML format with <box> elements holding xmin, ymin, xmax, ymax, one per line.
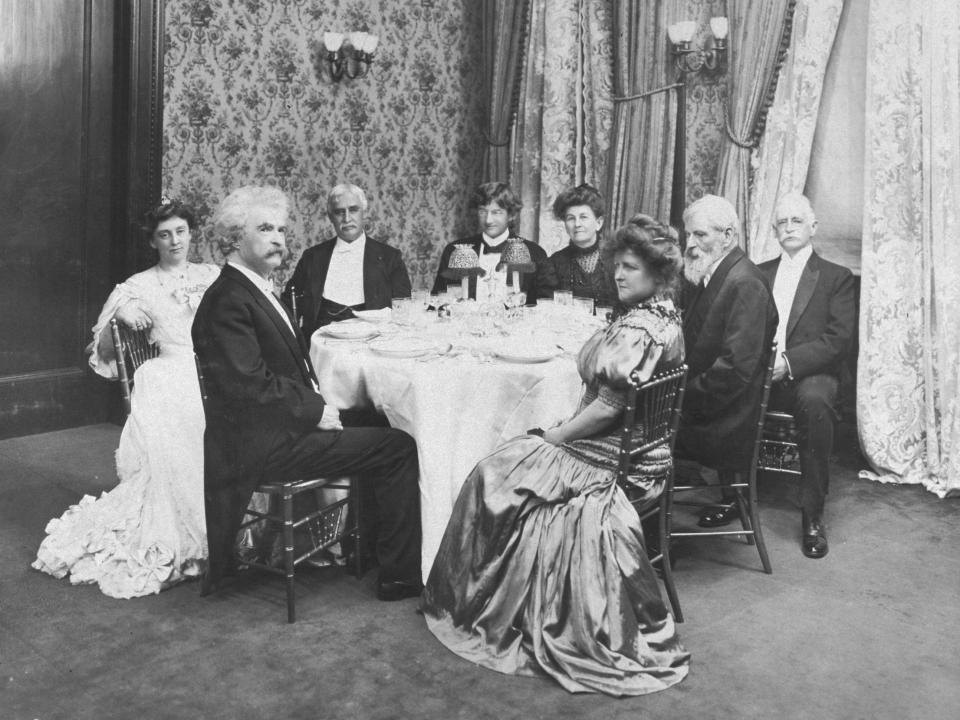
<box><xmin>683</xmin><ymin>248</ymin><xmax>719</xmax><ymax>284</ymax></box>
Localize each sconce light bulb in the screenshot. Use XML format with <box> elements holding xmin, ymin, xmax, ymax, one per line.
<box><xmin>710</xmin><ymin>17</ymin><xmax>729</xmax><ymax>41</ymax></box>
<box><xmin>324</xmin><ymin>32</ymin><xmax>344</xmax><ymax>52</ymax></box>
<box><xmin>363</xmin><ymin>34</ymin><xmax>380</xmax><ymax>55</ymax></box>
<box><xmin>347</xmin><ymin>31</ymin><xmax>366</xmax><ymax>50</ymax></box>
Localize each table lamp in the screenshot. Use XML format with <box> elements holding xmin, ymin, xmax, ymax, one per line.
<box><xmin>441</xmin><ymin>245</ymin><xmax>485</xmax><ymax>300</ymax></box>
<box><xmin>497</xmin><ymin>239</ymin><xmax>535</xmax><ymax>292</ymax></box>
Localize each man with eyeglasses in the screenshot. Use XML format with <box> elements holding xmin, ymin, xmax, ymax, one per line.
<box><xmin>284</xmin><ymin>183</ymin><xmax>411</xmax><ymax>340</ymax></box>
<box><xmin>758</xmin><ymin>192</ymin><xmax>855</xmax><ymax>559</ymax></box>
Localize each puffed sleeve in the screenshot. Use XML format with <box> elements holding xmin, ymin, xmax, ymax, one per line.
<box><xmin>581</xmin><ymin>309</ymin><xmax>678</xmax><ymax>409</ymax></box>
<box><xmin>87</xmin><ymin>273</ymin><xmax>153</xmax><ymax>379</ymax></box>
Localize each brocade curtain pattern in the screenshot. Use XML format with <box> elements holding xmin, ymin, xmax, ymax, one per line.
<box><xmin>747</xmin><ymin>0</ymin><xmax>843</xmax><ymax>263</ymax></box>
<box><xmin>714</xmin><ymin>0</ymin><xmax>794</xmax><ymax>249</ymax></box>
<box><xmin>605</xmin><ymin>0</ymin><xmax>680</xmax><ymax>230</ymax></box>
<box><xmin>858</xmin><ymin>0</ymin><xmax>960</xmax><ymax>497</ymax></box>
<box><xmin>512</xmin><ymin>0</ymin><xmax>614</xmax><ymax>251</ymax></box>
<box><xmin>481</xmin><ymin>0</ymin><xmax>528</xmax><ymax>183</ymax></box>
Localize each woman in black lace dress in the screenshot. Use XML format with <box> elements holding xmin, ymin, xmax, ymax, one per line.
<box><xmin>538</xmin><ymin>184</ymin><xmax>618</xmax><ymax>308</ymax></box>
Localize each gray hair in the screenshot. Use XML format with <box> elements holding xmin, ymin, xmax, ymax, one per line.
<box><xmin>773</xmin><ymin>192</ymin><xmax>817</xmax><ymax>225</ymax></box>
<box><xmin>213</xmin><ymin>185</ymin><xmax>289</xmax><ymax>255</ymax></box>
<box><xmin>683</xmin><ymin>194</ymin><xmax>739</xmax><ymax>236</ymax></box>
<box><xmin>327</xmin><ymin>183</ymin><xmax>369</xmax><ymax>214</ymax></box>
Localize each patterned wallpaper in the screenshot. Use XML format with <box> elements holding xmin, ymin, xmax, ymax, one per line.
<box><xmin>681</xmin><ymin>0</ymin><xmax>729</xmax><ymax>204</ymax></box>
<box><xmin>161</xmin><ymin>0</ymin><xmax>727</xmax><ymax>287</ymax></box>
<box><xmin>162</xmin><ymin>0</ymin><xmax>486</xmax><ymax>290</ymax></box>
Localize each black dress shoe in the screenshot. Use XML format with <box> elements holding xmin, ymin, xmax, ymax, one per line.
<box><xmin>802</xmin><ymin>513</ymin><xmax>829</xmax><ymax>559</ymax></box>
<box><xmin>697</xmin><ymin>503</ymin><xmax>740</xmax><ymax>528</ymax></box>
<box><xmin>376</xmin><ymin>579</ymin><xmax>423</xmax><ymax>602</ymax></box>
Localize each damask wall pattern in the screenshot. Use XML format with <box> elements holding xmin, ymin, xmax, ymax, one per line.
<box><xmin>162</xmin><ymin>0</ymin><xmax>486</xmax><ymax>290</ymax></box>
<box><xmin>681</xmin><ymin>0</ymin><xmax>729</xmax><ymax>204</ymax></box>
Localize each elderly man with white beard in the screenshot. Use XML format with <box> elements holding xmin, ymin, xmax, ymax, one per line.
<box><xmin>674</xmin><ymin>195</ymin><xmax>778</xmax><ymax>528</ymax></box>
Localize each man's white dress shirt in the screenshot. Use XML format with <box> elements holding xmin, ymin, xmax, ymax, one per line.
<box><xmin>228</xmin><ymin>261</ymin><xmax>295</xmax><ymax>336</ymax></box>
<box><xmin>475</xmin><ymin>229</ymin><xmax>509</xmax><ymax>302</ymax></box>
<box><xmin>772</xmin><ymin>244</ymin><xmax>813</xmax><ymax>358</ymax></box>
<box><xmin>323</xmin><ymin>233</ymin><xmax>367</xmax><ymax>307</ymax></box>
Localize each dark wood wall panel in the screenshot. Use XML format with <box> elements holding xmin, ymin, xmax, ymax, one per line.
<box><xmin>0</xmin><ymin>0</ymin><xmax>165</xmax><ymax>439</ymax></box>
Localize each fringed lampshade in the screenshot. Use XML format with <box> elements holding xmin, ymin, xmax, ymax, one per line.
<box><xmin>440</xmin><ymin>245</ymin><xmax>486</xmax><ymax>280</ymax></box>
<box><xmin>497</xmin><ymin>239</ymin><xmax>535</xmax><ymax>272</ymax></box>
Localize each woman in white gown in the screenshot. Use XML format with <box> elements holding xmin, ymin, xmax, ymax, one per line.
<box><xmin>33</xmin><ymin>199</ymin><xmax>220</xmax><ymax>598</ymax></box>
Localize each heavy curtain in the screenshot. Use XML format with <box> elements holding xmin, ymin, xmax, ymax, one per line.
<box><xmin>605</xmin><ymin>0</ymin><xmax>680</xmax><ymax>230</ymax></box>
<box><xmin>481</xmin><ymin>0</ymin><xmax>528</xmax><ymax>182</ymax></box>
<box><xmin>512</xmin><ymin>0</ymin><xmax>614</xmax><ymax>251</ymax></box>
<box><xmin>747</xmin><ymin>0</ymin><xmax>843</xmax><ymax>263</ymax></box>
<box><xmin>714</xmin><ymin>0</ymin><xmax>795</xmax><ymax>249</ymax></box>
<box><xmin>858</xmin><ymin>0</ymin><xmax>960</xmax><ymax>497</ymax></box>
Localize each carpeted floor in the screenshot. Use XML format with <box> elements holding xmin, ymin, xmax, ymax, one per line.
<box><xmin>1</xmin><ymin>423</ymin><xmax>957</xmax><ymax>720</ymax></box>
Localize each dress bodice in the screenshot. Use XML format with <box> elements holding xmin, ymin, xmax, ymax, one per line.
<box><xmin>575</xmin><ymin>299</ymin><xmax>684</xmax><ymax>412</ymax></box>
<box><xmin>89</xmin><ymin>263</ymin><xmax>221</xmax><ymax>377</ymax></box>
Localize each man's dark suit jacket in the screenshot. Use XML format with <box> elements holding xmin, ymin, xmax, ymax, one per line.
<box><xmin>758</xmin><ymin>251</ymin><xmax>856</xmax><ymax>381</ymax></box>
<box><xmin>679</xmin><ymin>247</ymin><xmax>778</xmax><ymax>470</ymax></box>
<box><xmin>192</xmin><ymin>264</ymin><xmax>333</xmax><ymax>567</ymax></box>
<box><xmin>431</xmin><ymin>234</ymin><xmax>548</xmax><ymax>301</ymax></box>
<box><xmin>283</xmin><ymin>236</ymin><xmax>411</xmax><ymax>340</ymax></box>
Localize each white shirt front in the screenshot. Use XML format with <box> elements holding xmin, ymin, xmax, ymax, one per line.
<box><xmin>476</xmin><ymin>229</ymin><xmax>509</xmax><ymax>302</ymax></box>
<box><xmin>323</xmin><ymin>233</ymin><xmax>367</xmax><ymax>307</ymax></box>
<box><xmin>772</xmin><ymin>244</ymin><xmax>813</xmax><ymax>354</ymax></box>
<box><xmin>228</xmin><ymin>261</ymin><xmax>295</xmax><ymax>336</ymax></box>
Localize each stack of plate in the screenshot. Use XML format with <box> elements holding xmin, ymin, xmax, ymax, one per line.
<box><xmin>367</xmin><ymin>337</ymin><xmax>450</xmax><ymax>359</ymax></box>
<box><xmin>317</xmin><ymin>319</ymin><xmax>380</xmax><ymax>341</ymax></box>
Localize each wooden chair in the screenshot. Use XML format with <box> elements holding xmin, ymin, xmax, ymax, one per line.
<box><xmin>668</xmin><ymin>344</ymin><xmax>779</xmax><ymax>577</ymax></box>
<box><xmin>193</xmin><ymin>354</ymin><xmax>363</xmax><ymax>623</ymax></box>
<box><xmin>617</xmin><ymin>364</ymin><xmax>688</xmax><ymax>623</ymax></box>
<box><xmin>110</xmin><ymin>317</ymin><xmax>160</xmax><ymax>417</ymax></box>
<box><xmin>758</xmin><ymin>411</ymin><xmax>801</xmax><ymax>476</ymax></box>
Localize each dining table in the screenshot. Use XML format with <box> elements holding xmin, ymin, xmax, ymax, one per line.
<box><xmin>309</xmin><ymin>299</ymin><xmax>604</xmax><ymax>580</ymax></box>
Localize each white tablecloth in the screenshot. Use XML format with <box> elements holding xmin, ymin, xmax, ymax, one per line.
<box><xmin>310</xmin><ymin>306</ymin><xmax>600</xmax><ymax>579</ymax></box>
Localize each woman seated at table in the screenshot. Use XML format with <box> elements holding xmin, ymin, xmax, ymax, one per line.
<box><xmin>537</xmin><ymin>183</ymin><xmax>618</xmax><ymax>307</ymax></box>
<box><xmin>33</xmin><ymin>198</ymin><xmax>220</xmax><ymax>598</ymax></box>
<box><xmin>421</xmin><ymin>217</ymin><xmax>689</xmax><ymax>696</ymax></box>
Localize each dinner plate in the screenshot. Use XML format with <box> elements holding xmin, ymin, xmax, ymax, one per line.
<box><xmin>317</xmin><ymin>320</ymin><xmax>380</xmax><ymax>341</ymax></box>
<box><xmin>494</xmin><ymin>346</ymin><xmax>562</xmax><ymax>364</ymax></box>
<box><xmin>367</xmin><ymin>338</ymin><xmax>450</xmax><ymax>359</ymax></box>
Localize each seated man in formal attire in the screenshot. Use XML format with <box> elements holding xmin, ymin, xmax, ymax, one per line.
<box><xmin>432</xmin><ymin>181</ymin><xmax>547</xmax><ymax>302</ymax></box>
<box><xmin>283</xmin><ymin>183</ymin><xmax>411</xmax><ymax>340</ymax></box>
<box><xmin>674</xmin><ymin>195</ymin><xmax>778</xmax><ymax>524</ymax></box>
<box><xmin>193</xmin><ymin>185</ymin><xmax>422</xmax><ymax>601</ymax></box>
<box><xmin>758</xmin><ymin>192</ymin><xmax>856</xmax><ymax>558</ymax></box>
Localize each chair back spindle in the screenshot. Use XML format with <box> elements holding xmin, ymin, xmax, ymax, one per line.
<box><xmin>110</xmin><ymin>317</ymin><xmax>160</xmax><ymax>417</ymax></box>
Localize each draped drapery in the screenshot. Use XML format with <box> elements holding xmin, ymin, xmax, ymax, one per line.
<box><xmin>858</xmin><ymin>0</ymin><xmax>960</xmax><ymax>497</ymax></box>
<box><xmin>747</xmin><ymin>0</ymin><xmax>843</xmax><ymax>263</ymax></box>
<box><xmin>481</xmin><ymin>0</ymin><xmax>529</xmax><ymax>182</ymax></box>
<box><xmin>512</xmin><ymin>0</ymin><xmax>613</xmax><ymax>252</ymax></box>
<box><xmin>605</xmin><ymin>0</ymin><xmax>680</xmax><ymax>231</ymax></box>
<box><xmin>714</xmin><ymin>0</ymin><xmax>795</xmax><ymax>249</ymax></box>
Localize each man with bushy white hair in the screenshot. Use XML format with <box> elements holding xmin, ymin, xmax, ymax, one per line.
<box><xmin>675</xmin><ymin>194</ymin><xmax>777</xmax><ymax>528</ymax></box>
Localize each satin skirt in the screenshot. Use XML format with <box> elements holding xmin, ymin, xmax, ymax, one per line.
<box><xmin>421</xmin><ymin>435</ymin><xmax>689</xmax><ymax>696</ymax></box>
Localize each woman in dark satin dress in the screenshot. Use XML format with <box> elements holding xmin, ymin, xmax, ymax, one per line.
<box><xmin>421</xmin><ymin>218</ymin><xmax>690</xmax><ymax>697</ymax></box>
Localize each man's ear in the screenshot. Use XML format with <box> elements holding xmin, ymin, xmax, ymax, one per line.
<box><xmin>721</xmin><ymin>225</ymin><xmax>737</xmax><ymax>249</ymax></box>
<box><xmin>809</xmin><ymin>219</ymin><xmax>819</xmax><ymax>238</ymax></box>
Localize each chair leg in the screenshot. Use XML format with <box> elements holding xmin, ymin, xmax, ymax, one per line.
<box><xmin>659</xmin><ymin>490</ymin><xmax>683</xmax><ymax>623</ymax></box>
<box><xmin>733</xmin><ymin>485</ymin><xmax>755</xmax><ymax>546</ymax></box>
<box><xmin>282</xmin><ymin>489</ymin><xmax>296</xmax><ymax>623</ymax></box>
<box><xmin>350</xmin><ymin>477</ymin><xmax>364</xmax><ymax>579</ymax></box>
<box><xmin>748</xmin><ymin>471</ymin><xmax>772</xmax><ymax>574</ymax></box>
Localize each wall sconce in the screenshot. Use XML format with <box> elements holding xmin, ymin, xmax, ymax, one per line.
<box><xmin>317</xmin><ymin>31</ymin><xmax>379</xmax><ymax>82</ymax></box>
<box><xmin>668</xmin><ymin>17</ymin><xmax>728</xmax><ymax>75</ymax></box>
